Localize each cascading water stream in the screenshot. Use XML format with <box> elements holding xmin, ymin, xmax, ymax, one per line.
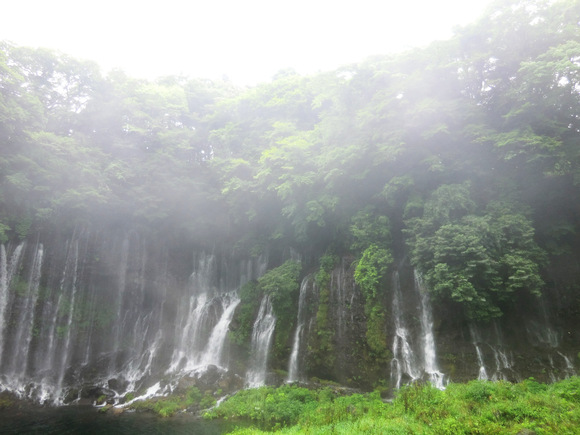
<box><xmin>287</xmin><ymin>276</ymin><xmax>310</xmax><ymax>383</ymax></box>
<box><xmin>557</xmin><ymin>352</ymin><xmax>576</xmax><ymax>378</ymax></box>
<box><xmin>170</xmin><ymin>291</ymin><xmax>241</xmax><ymax>373</ymax></box>
<box><xmin>167</xmin><ymin>252</ymin><xmax>269</xmax><ymax>378</ymax></box>
<box><xmin>55</xmin><ymin>239</ymin><xmax>81</xmax><ymax>401</ymax></box>
<box><xmin>391</xmin><ymin>271</ymin><xmax>420</xmax><ymax>389</ymax></box>
<box><xmin>246</xmin><ymin>294</ymin><xmax>276</xmax><ymax>387</ymax></box>
<box><xmin>198</xmin><ymin>292</ymin><xmax>240</xmax><ymax>368</ymax></box>
<box><xmin>489</xmin><ymin>322</ymin><xmax>515</xmax><ymax>382</ymax></box>
<box><xmin>168</xmin><ymin>254</ymin><xmax>218</xmax><ymax>373</ymax></box>
<box><xmin>331</xmin><ymin>264</ymin><xmax>347</xmax><ymax>347</ymax></box>
<box><xmin>8</xmin><ymin>244</ymin><xmax>43</xmax><ymax>377</ymax></box>
<box><xmin>469</xmin><ymin>325</ymin><xmax>489</xmax><ymax>380</ymax></box>
<box><xmin>0</xmin><ymin>234</ymin><xmax>260</xmax><ymax>403</ymax></box>
<box><xmin>3</xmin><ymin>234</ymin><xmax>576</xmax><ymax>405</ymax></box>
<box><xmin>168</xmin><ymin>292</ymin><xmax>210</xmax><ymax>373</ymax></box>
<box><xmin>0</xmin><ymin>242</ymin><xmax>25</xmax><ymax>363</ymax></box>
<box><xmin>109</xmin><ymin>236</ymin><xmax>130</xmax><ymax>373</ymax></box>
<box><xmin>414</xmin><ymin>270</ymin><xmax>445</xmax><ymax>389</ymax></box>
<box><xmin>490</xmin><ymin>344</ymin><xmax>513</xmax><ymax>381</ymax></box>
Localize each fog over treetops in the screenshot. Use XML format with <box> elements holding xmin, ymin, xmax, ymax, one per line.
<box><xmin>1</xmin><ymin>0</ymin><xmax>580</xmax><ymax>324</ymax></box>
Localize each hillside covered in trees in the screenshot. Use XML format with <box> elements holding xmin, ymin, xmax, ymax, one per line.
<box><xmin>0</xmin><ymin>0</ymin><xmax>579</xmax><ymax>405</ymax></box>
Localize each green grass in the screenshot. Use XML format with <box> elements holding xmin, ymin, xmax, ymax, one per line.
<box><xmin>202</xmin><ymin>377</ymin><xmax>580</xmax><ymax>434</ymax></box>
<box><xmin>128</xmin><ymin>386</ymin><xmax>207</xmax><ymax>417</ymax></box>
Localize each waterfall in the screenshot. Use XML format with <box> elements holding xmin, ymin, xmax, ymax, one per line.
<box><xmin>557</xmin><ymin>352</ymin><xmax>576</xmax><ymax>378</ymax></box>
<box><xmin>390</xmin><ymin>271</ymin><xmax>420</xmax><ymax>389</ymax></box>
<box><xmin>331</xmin><ymin>263</ymin><xmax>347</xmax><ymax>348</ymax></box>
<box><xmin>390</xmin><ymin>269</ymin><xmax>446</xmax><ymax>390</ymax></box>
<box><xmin>198</xmin><ymin>292</ymin><xmax>240</xmax><ymax>368</ymax></box>
<box><xmin>168</xmin><ymin>254</ymin><xmax>217</xmax><ymax>372</ymax></box>
<box><xmin>168</xmin><ymin>252</ymin><xmax>243</xmax><ymax>373</ymax></box>
<box><xmin>414</xmin><ymin>270</ymin><xmax>445</xmax><ymax>389</ymax></box>
<box><xmin>525</xmin><ymin>297</ymin><xmax>560</xmax><ymax>348</ymax></box>
<box><xmin>7</xmin><ymin>231</ymin><xmax>577</xmax><ymax>404</ymax></box>
<box><xmin>0</xmin><ymin>233</ymin><xmax>259</xmax><ymax>404</ymax></box>
<box><xmin>246</xmin><ymin>294</ymin><xmax>276</xmax><ymax>387</ymax></box>
<box><xmin>109</xmin><ymin>236</ymin><xmax>131</xmax><ymax>372</ymax></box>
<box><xmin>475</xmin><ymin>345</ymin><xmax>489</xmax><ymax>380</ymax></box>
<box><xmin>54</xmin><ymin>239</ymin><xmax>81</xmax><ymax>402</ymax></box>
<box><xmin>490</xmin><ymin>344</ymin><xmax>514</xmax><ymax>381</ymax></box>
<box><xmin>2</xmin><ymin>243</ymin><xmax>43</xmax><ymax>388</ymax></box>
<box><xmin>168</xmin><ymin>292</ymin><xmax>210</xmax><ymax>372</ymax></box>
<box><xmin>469</xmin><ymin>325</ymin><xmax>489</xmax><ymax>380</ymax></box>
<box><xmin>489</xmin><ymin>322</ymin><xmax>515</xmax><ymax>382</ymax></box>
<box><xmin>170</xmin><ymin>291</ymin><xmax>241</xmax><ymax>373</ymax></box>
<box><xmin>0</xmin><ymin>242</ymin><xmax>26</xmax><ymax>364</ymax></box>
<box><xmin>287</xmin><ymin>276</ymin><xmax>310</xmax><ymax>383</ymax></box>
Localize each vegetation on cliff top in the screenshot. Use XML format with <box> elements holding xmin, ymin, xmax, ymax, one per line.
<box><xmin>1</xmin><ymin>0</ymin><xmax>579</xmax><ymax>323</ymax></box>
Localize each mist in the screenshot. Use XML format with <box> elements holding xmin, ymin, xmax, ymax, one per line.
<box><xmin>0</xmin><ymin>0</ymin><xmax>579</xmax><ymax>431</ymax></box>
<box><xmin>1</xmin><ymin>0</ymin><xmax>493</xmax><ymax>85</ymax></box>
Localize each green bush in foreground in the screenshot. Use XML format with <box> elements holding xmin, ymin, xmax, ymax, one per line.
<box><xmin>129</xmin><ymin>386</ymin><xmax>205</xmax><ymax>417</ymax></box>
<box><xmin>204</xmin><ymin>377</ymin><xmax>580</xmax><ymax>434</ymax></box>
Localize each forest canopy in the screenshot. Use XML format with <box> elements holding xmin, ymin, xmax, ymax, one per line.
<box><xmin>1</xmin><ymin>0</ymin><xmax>579</xmax><ymax>320</ymax></box>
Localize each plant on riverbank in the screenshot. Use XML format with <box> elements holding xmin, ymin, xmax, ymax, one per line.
<box><xmin>204</xmin><ymin>384</ymin><xmax>321</xmax><ymax>430</ymax></box>
<box><xmin>206</xmin><ymin>377</ymin><xmax>580</xmax><ymax>434</ymax></box>
<box><xmin>128</xmin><ymin>386</ymin><xmax>205</xmax><ymax>417</ymax></box>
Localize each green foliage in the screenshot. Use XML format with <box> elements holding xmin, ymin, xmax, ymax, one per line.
<box><xmin>354</xmin><ymin>244</ymin><xmax>392</xmax><ymax>300</ymax></box>
<box><xmin>230</xmin><ymin>281</ymin><xmax>261</xmax><ymax>346</ymax></box>
<box><xmin>350</xmin><ymin>209</ymin><xmax>391</xmax><ymax>253</ymax></box>
<box><xmin>257</xmin><ymin>260</ymin><xmax>301</xmax><ymax>358</ymax></box>
<box><xmin>309</xmin><ymin>253</ymin><xmax>339</xmax><ymax>371</ymax></box>
<box><xmin>15</xmin><ymin>216</ymin><xmax>32</xmax><ymax>240</ymax></box>
<box><xmin>1</xmin><ymin>0</ymin><xmax>580</xmax><ymax>328</ymax></box>
<box><xmin>257</xmin><ymin>260</ymin><xmax>301</xmax><ymax>316</ymax></box>
<box><xmin>129</xmin><ymin>386</ymin><xmax>206</xmax><ymax>417</ymax></box>
<box><xmin>354</xmin><ymin>244</ymin><xmax>392</xmax><ymax>361</ymax></box>
<box><xmin>551</xmin><ymin>376</ymin><xmax>580</xmax><ymax>403</ymax></box>
<box><xmin>204</xmin><ymin>385</ymin><xmax>320</xmax><ymax>429</ymax></box>
<box><xmin>211</xmin><ymin>378</ymin><xmax>580</xmax><ymax>434</ymax></box>
<box><xmin>406</xmin><ymin>185</ymin><xmax>546</xmax><ymax>320</ymax></box>
<box><xmin>0</xmin><ymin>222</ymin><xmax>10</xmax><ymax>244</ymax></box>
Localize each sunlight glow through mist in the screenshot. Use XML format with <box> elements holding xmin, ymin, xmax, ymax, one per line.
<box><xmin>1</xmin><ymin>0</ymin><xmax>493</xmax><ymax>84</ymax></box>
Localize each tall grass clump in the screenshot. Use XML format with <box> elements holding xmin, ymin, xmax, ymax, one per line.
<box><xmin>204</xmin><ymin>385</ymin><xmax>320</xmax><ymax>430</ymax></box>
<box><xmin>128</xmin><ymin>386</ymin><xmax>210</xmax><ymax>417</ymax></box>
<box><xmin>208</xmin><ymin>377</ymin><xmax>580</xmax><ymax>434</ymax></box>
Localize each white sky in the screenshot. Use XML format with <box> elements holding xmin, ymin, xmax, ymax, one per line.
<box><xmin>1</xmin><ymin>0</ymin><xmax>494</xmax><ymax>85</ymax></box>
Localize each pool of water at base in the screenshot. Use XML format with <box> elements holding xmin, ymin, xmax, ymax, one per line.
<box><xmin>0</xmin><ymin>405</ymin><xmax>231</xmax><ymax>434</ymax></box>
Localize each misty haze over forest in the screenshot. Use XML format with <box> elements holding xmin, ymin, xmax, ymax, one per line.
<box><xmin>1</xmin><ymin>0</ymin><xmax>580</xmax><ymax>433</ymax></box>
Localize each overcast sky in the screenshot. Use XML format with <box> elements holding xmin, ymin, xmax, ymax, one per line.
<box><xmin>1</xmin><ymin>0</ymin><xmax>494</xmax><ymax>85</ymax></box>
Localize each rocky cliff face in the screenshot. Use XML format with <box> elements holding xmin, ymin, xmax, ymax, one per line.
<box><xmin>294</xmin><ymin>258</ymin><xmax>578</xmax><ymax>390</ymax></box>
<box><xmin>0</xmin><ymin>228</ymin><xmax>577</xmax><ymax>404</ymax></box>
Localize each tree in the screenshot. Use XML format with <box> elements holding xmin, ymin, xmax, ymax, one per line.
<box><xmin>406</xmin><ymin>185</ymin><xmax>545</xmax><ymax>320</ymax></box>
